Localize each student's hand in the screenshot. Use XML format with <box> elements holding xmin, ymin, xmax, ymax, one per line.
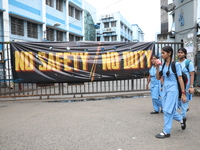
<box><xmin>188</xmin><ymin>87</ymin><xmax>194</xmax><ymax>94</ymax></box>
<box><xmin>181</xmin><ymin>94</ymin><xmax>186</xmax><ymax>103</ymax></box>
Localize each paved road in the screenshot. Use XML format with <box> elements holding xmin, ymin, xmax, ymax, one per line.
<box><xmin>0</xmin><ymin>96</ymin><xmax>200</xmax><ymax>150</ymax></box>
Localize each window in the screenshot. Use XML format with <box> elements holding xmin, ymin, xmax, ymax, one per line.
<box><xmin>111</xmin><ymin>21</ymin><xmax>116</xmax><ymax>27</ymax></box>
<box><xmin>121</xmin><ymin>36</ymin><xmax>124</xmax><ymax>41</ymax></box>
<box><xmin>75</xmin><ymin>36</ymin><xmax>81</xmax><ymax>41</ymax></box>
<box><xmin>104</xmin><ymin>36</ymin><xmax>109</xmax><ymax>41</ymax></box>
<box><xmin>27</xmin><ymin>22</ymin><xmax>38</xmax><ymax>39</ymax></box>
<box><xmin>56</xmin><ymin>0</ymin><xmax>63</xmax><ymax>11</ymax></box>
<box><xmin>11</xmin><ymin>17</ymin><xmax>24</xmax><ymax>36</ymax></box>
<box><xmin>104</xmin><ymin>22</ymin><xmax>109</xmax><ymax>28</ymax></box>
<box><xmin>120</xmin><ymin>23</ymin><xmax>123</xmax><ymax>29</ymax></box>
<box><xmin>56</xmin><ymin>30</ymin><xmax>63</xmax><ymax>41</ymax></box>
<box><xmin>97</xmin><ymin>37</ymin><xmax>100</xmax><ymax>41</ymax></box>
<box><xmin>111</xmin><ymin>35</ymin><xmax>117</xmax><ymax>41</ymax></box>
<box><xmin>69</xmin><ymin>5</ymin><xmax>74</xmax><ymax>17</ymax></box>
<box><xmin>75</xmin><ymin>9</ymin><xmax>80</xmax><ymax>20</ymax></box>
<box><xmin>47</xmin><ymin>28</ymin><xmax>54</xmax><ymax>41</ymax></box>
<box><xmin>46</xmin><ymin>0</ymin><xmax>53</xmax><ymax>7</ymax></box>
<box><xmin>69</xmin><ymin>34</ymin><xmax>74</xmax><ymax>41</ymax></box>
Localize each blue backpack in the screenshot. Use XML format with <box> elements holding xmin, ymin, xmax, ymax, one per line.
<box><xmin>185</xmin><ymin>59</ymin><xmax>197</xmax><ymax>86</ymax></box>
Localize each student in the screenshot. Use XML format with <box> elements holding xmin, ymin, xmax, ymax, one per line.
<box><xmin>146</xmin><ymin>55</ymin><xmax>163</xmax><ymax>114</ymax></box>
<box><xmin>177</xmin><ymin>47</ymin><xmax>195</xmax><ymax>118</ymax></box>
<box><xmin>155</xmin><ymin>46</ymin><xmax>186</xmax><ymax>139</ymax></box>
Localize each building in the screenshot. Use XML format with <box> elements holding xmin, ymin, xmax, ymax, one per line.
<box><xmin>131</xmin><ymin>24</ymin><xmax>144</xmax><ymax>42</ymax></box>
<box><xmin>0</xmin><ymin>0</ymin><xmax>97</xmax><ymax>42</ymax></box>
<box><xmin>157</xmin><ymin>0</ymin><xmax>200</xmax><ymax>86</ymax></box>
<box><xmin>0</xmin><ymin>0</ymin><xmax>97</xmax><ymax>87</ymax></box>
<box><xmin>157</xmin><ymin>0</ymin><xmax>200</xmax><ymax>59</ymax></box>
<box><xmin>96</xmin><ymin>12</ymin><xmax>144</xmax><ymax>42</ymax></box>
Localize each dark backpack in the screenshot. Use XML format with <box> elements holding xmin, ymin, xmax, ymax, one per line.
<box><xmin>185</xmin><ymin>59</ymin><xmax>197</xmax><ymax>86</ymax></box>
<box><xmin>171</xmin><ymin>61</ymin><xmax>188</xmax><ymax>98</ymax></box>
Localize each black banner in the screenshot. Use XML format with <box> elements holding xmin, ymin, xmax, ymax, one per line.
<box><xmin>10</xmin><ymin>41</ymin><xmax>155</xmax><ymax>83</ymax></box>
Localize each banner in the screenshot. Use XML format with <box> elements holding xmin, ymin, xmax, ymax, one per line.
<box><xmin>10</xmin><ymin>41</ymin><xmax>155</xmax><ymax>83</ymax></box>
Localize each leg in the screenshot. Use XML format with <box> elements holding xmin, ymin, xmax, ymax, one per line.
<box><xmin>150</xmin><ymin>98</ymin><xmax>159</xmax><ymax>114</ymax></box>
<box><xmin>180</xmin><ymin>101</ymin><xmax>189</xmax><ymax>118</ymax></box>
<box><xmin>173</xmin><ymin>111</ymin><xmax>186</xmax><ymax>130</ymax></box>
<box><xmin>163</xmin><ymin>112</ymin><xmax>174</xmax><ymax>134</ymax></box>
<box><xmin>155</xmin><ymin>111</ymin><xmax>172</xmax><ymax>138</ymax></box>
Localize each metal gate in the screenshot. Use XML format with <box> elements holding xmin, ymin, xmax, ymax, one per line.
<box><xmin>0</xmin><ymin>42</ymin><xmax>183</xmax><ymax>99</ymax></box>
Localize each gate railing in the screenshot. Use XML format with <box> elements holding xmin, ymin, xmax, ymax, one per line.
<box><xmin>0</xmin><ymin>42</ymin><xmax>183</xmax><ymax>99</ymax></box>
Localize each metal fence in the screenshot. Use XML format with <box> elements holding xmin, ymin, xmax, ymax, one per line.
<box><xmin>0</xmin><ymin>42</ymin><xmax>183</xmax><ymax>99</ymax></box>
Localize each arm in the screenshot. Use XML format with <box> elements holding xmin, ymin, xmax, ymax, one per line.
<box><xmin>188</xmin><ymin>71</ymin><xmax>194</xmax><ymax>94</ymax></box>
<box><xmin>188</xmin><ymin>61</ymin><xmax>195</xmax><ymax>94</ymax></box>
<box><xmin>178</xmin><ymin>76</ymin><xmax>186</xmax><ymax>103</ymax></box>
<box><xmin>146</xmin><ymin>75</ymin><xmax>151</xmax><ymax>89</ymax></box>
<box><xmin>156</xmin><ymin>65</ymin><xmax>161</xmax><ymax>80</ymax></box>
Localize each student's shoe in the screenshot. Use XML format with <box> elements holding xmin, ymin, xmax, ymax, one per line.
<box><xmin>150</xmin><ymin>111</ymin><xmax>159</xmax><ymax>114</ymax></box>
<box><xmin>181</xmin><ymin>117</ymin><xmax>187</xmax><ymax>130</ymax></box>
<box><xmin>155</xmin><ymin>131</ymin><xmax>170</xmax><ymax>139</ymax></box>
<box><xmin>160</xmin><ymin>110</ymin><xmax>163</xmax><ymax>113</ymax></box>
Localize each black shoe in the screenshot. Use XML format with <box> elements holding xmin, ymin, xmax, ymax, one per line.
<box><xmin>155</xmin><ymin>131</ymin><xmax>170</xmax><ymax>139</ymax></box>
<box><xmin>181</xmin><ymin>117</ymin><xmax>187</xmax><ymax>130</ymax></box>
<box><xmin>160</xmin><ymin>110</ymin><xmax>163</xmax><ymax>113</ymax></box>
<box><xmin>150</xmin><ymin>111</ymin><xmax>159</xmax><ymax>114</ymax></box>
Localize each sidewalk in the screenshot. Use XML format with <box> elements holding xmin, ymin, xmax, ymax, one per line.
<box><xmin>0</xmin><ymin>96</ymin><xmax>200</xmax><ymax>150</ymax></box>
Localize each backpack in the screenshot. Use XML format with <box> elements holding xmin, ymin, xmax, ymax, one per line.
<box><xmin>171</xmin><ymin>61</ymin><xmax>188</xmax><ymax>98</ymax></box>
<box><xmin>185</xmin><ymin>59</ymin><xmax>197</xmax><ymax>86</ymax></box>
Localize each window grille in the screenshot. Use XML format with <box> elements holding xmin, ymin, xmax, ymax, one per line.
<box><xmin>27</xmin><ymin>22</ymin><xmax>38</xmax><ymax>39</ymax></box>
<box><xmin>75</xmin><ymin>9</ymin><xmax>80</xmax><ymax>20</ymax></box>
<box><xmin>111</xmin><ymin>21</ymin><xmax>116</xmax><ymax>27</ymax></box>
<box><xmin>56</xmin><ymin>30</ymin><xmax>63</xmax><ymax>41</ymax></box>
<box><xmin>69</xmin><ymin>5</ymin><xmax>74</xmax><ymax>17</ymax></box>
<box><xmin>75</xmin><ymin>36</ymin><xmax>81</xmax><ymax>41</ymax></box>
<box><xmin>11</xmin><ymin>17</ymin><xmax>24</xmax><ymax>36</ymax></box>
<box><xmin>47</xmin><ymin>28</ymin><xmax>54</xmax><ymax>41</ymax></box>
<box><xmin>104</xmin><ymin>36</ymin><xmax>109</xmax><ymax>41</ymax></box>
<box><xmin>69</xmin><ymin>34</ymin><xmax>74</xmax><ymax>41</ymax></box>
<box><xmin>111</xmin><ymin>35</ymin><xmax>117</xmax><ymax>41</ymax></box>
<box><xmin>104</xmin><ymin>22</ymin><xmax>109</xmax><ymax>28</ymax></box>
<box><xmin>46</xmin><ymin>0</ymin><xmax>53</xmax><ymax>7</ymax></box>
<box><xmin>56</xmin><ymin>0</ymin><xmax>63</xmax><ymax>11</ymax></box>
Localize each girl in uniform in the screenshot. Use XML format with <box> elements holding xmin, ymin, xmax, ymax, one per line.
<box><xmin>177</xmin><ymin>47</ymin><xmax>195</xmax><ymax>118</ymax></box>
<box><xmin>155</xmin><ymin>46</ymin><xmax>186</xmax><ymax>139</ymax></box>
<box><xmin>146</xmin><ymin>55</ymin><xmax>163</xmax><ymax>114</ymax></box>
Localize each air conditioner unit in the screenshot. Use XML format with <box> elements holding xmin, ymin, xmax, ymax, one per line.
<box><xmin>106</xmin><ymin>28</ymin><xmax>111</xmax><ymax>32</ymax></box>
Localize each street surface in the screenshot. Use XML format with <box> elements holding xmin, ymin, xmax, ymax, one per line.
<box><xmin>0</xmin><ymin>96</ymin><xmax>200</xmax><ymax>150</ymax></box>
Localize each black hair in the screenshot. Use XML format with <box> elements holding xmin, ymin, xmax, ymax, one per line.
<box><xmin>152</xmin><ymin>55</ymin><xmax>159</xmax><ymax>59</ymax></box>
<box><xmin>161</xmin><ymin>46</ymin><xmax>173</xmax><ymax>76</ymax></box>
<box><xmin>178</xmin><ymin>47</ymin><xmax>187</xmax><ymax>59</ymax></box>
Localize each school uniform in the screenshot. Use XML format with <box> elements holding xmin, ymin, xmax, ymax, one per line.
<box><xmin>149</xmin><ymin>66</ymin><xmax>162</xmax><ymax>112</ymax></box>
<box><xmin>178</xmin><ymin>59</ymin><xmax>195</xmax><ymax>118</ymax></box>
<box><xmin>161</xmin><ymin>62</ymin><xmax>183</xmax><ymax>134</ymax></box>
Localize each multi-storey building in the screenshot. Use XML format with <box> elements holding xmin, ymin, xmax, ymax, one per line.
<box><xmin>131</xmin><ymin>24</ymin><xmax>144</xmax><ymax>42</ymax></box>
<box><xmin>157</xmin><ymin>0</ymin><xmax>200</xmax><ymax>47</ymax></box>
<box><xmin>0</xmin><ymin>0</ymin><xmax>97</xmax><ymax>86</ymax></box>
<box><xmin>96</xmin><ymin>12</ymin><xmax>144</xmax><ymax>42</ymax></box>
<box><xmin>0</xmin><ymin>0</ymin><xmax>96</xmax><ymax>42</ymax></box>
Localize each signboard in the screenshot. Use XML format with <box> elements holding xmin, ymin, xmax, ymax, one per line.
<box><xmin>10</xmin><ymin>41</ymin><xmax>155</xmax><ymax>83</ymax></box>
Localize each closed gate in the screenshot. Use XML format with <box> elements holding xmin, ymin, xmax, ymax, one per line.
<box><xmin>0</xmin><ymin>42</ymin><xmax>183</xmax><ymax>100</ymax></box>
